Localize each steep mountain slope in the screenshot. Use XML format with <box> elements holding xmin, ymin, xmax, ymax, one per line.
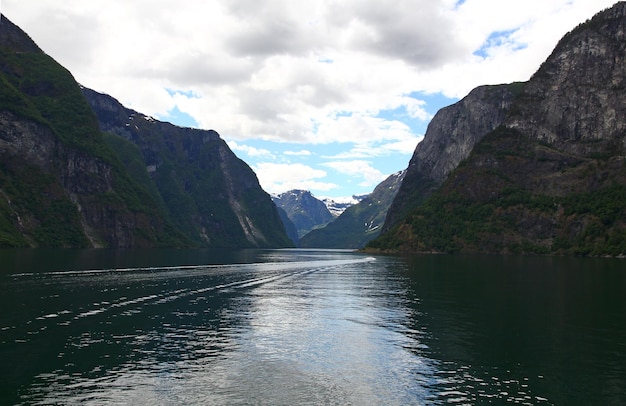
<box><xmin>275</xmin><ymin>206</ymin><xmax>300</xmax><ymax>246</ymax></box>
<box><xmin>369</xmin><ymin>2</ymin><xmax>626</xmax><ymax>256</ymax></box>
<box><xmin>272</xmin><ymin>190</ymin><xmax>334</xmax><ymax>238</ymax></box>
<box><xmin>0</xmin><ymin>15</ymin><xmax>186</xmax><ymax>248</ymax></box>
<box><xmin>382</xmin><ymin>82</ymin><xmax>523</xmax><ymax>231</ymax></box>
<box><xmin>300</xmin><ymin>170</ymin><xmax>405</xmax><ymax>248</ymax></box>
<box><xmin>83</xmin><ymin>88</ymin><xmax>292</xmax><ymax>248</ymax></box>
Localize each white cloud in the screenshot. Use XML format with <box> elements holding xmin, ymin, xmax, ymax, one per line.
<box><xmin>253</xmin><ymin>163</ymin><xmax>337</xmax><ymax>194</ymax></box>
<box><xmin>227</xmin><ymin>141</ymin><xmax>275</xmax><ymax>159</ymax></box>
<box><xmin>3</xmin><ymin>0</ymin><xmax>618</xmax><ymax>197</ymax></box>
<box><xmin>321</xmin><ymin>132</ymin><xmax>423</xmax><ymax>159</ymax></box>
<box><xmin>6</xmin><ymin>0</ymin><xmax>615</xmax><ymax>145</ymax></box>
<box><xmin>380</xmin><ymin>137</ymin><xmax>424</xmax><ymax>155</ymax></box>
<box><xmin>312</xmin><ymin>113</ymin><xmax>416</xmax><ymax>145</ymax></box>
<box><xmin>322</xmin><ymin>160</ymin><xmax>387</xmax><ymax>187</ymax></box>
<box><xmin>284</xmin><ymin>150</ymin><xmax>312</xmax><ymax>156</ymax></box>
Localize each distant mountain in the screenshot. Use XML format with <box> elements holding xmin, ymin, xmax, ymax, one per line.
<box><xmin>300</xmin><ymin>170</ymin><xmax>405</xmax><ymax>248</ymax></box>
<box><xmin>369</xmin><ymin>2</ymin><xmax>626</xmax><ymax>256</ymax></box>
<box><xmin>0</xmin><ymin>15</ymin><xmax>291</xmax><ymax>248</ymax></box>
<box><xmin>272</xmin><ymin>190</ymin><xmax>334</xmax><ymax>238</ymax></box>
<box><xmin>322</xmin><ymin>195</ymin><xmax>366</xmax><ymax>217</ymax></box>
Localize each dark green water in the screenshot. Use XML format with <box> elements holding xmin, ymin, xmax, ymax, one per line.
<box><xmin>0</xmin><ymin>249</ymin><xmax>625</xmax><ymax>405</ymax></box>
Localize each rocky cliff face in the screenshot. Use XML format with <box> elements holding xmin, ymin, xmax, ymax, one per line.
<box><xmin>83</xmin><ymin>88</ymin><xmax>292</xmax><ymax>248</ymax></box>
<box><xmin>0</xmin><ymin>15</ymin><xmax>183</xmax><ymax>247</ymax></box>
<box><xmin>507</xmin><ymin>4</ymin><xmax>626</xmax><ymax>159</ymax></box>
<box><xmin>371</xmin><ymin>2</ymin><xmax>626</xmax><ymax>256</ymax></box>
<box><xmin>300</xmin><ymin>170</ymin><xmax>405</xmax><ymax>249</ymax></box>
<box><xmin>383</xmin><ymin>83</ymin><xmax>522</xmax><ymax>231</ymax></box>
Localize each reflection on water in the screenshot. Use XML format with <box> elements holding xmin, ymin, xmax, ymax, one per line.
<box><xmin>1</xmin><ymin>249</ymin><xmax>625</xmax><ymax>405</ymax></box>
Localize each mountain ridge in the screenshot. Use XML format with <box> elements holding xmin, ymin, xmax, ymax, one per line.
<box><xmin>382</xmin><ymin>82</ymin><xmax>523</xmax><ymax>232</ymax></box>
<box><xmin>83</xmin><ymin>87</ymin><xmax>292</xmax><ymax>248</ymax></box>
<box><xmin>369</xmin><ymin>2</ymin><xmax>626</xmax><ymax>256</ymax></box>
<box><xmin>0</xmin><ymin>15</ymin><xmax>187</xmax><ymax>247</ymax></box>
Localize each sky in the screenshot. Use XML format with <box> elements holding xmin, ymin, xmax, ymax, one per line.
<box><xmin>2</xmin><ymin>0</ymin><xmax>618</xmax><ymax>201</ymax></box>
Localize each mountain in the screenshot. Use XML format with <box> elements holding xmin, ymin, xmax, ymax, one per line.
<box><xmin>369</xmin><ymin>2</ymin><xmax>626</xmax><ymax>256</ymax></box>
<box><xmin>322</xmin><ymin>196</ymin><xmax>365</xmax><ymax>217</ymax></box>
<box><xmin>275</xmin><ymin>206</ymin><xmax>300</xmax><ymax>246</ymax></box>
<box><xmin>0</xmin><ymin>15</ymin><xmax>187</xmax><ymax>248</ymax></box>
<box><xmin>300</xmin><ymin>170</ymin><xmax>405</xmax><ymax>248</ymax></box>
<box><xmin>272</xmin><ymin>190</ymin><xmax>334</xmax><ymax>238</ymax></box>
<box><xmin>382</xmin><ymin>82</ymin><xmax>523</xmax><ymax>232</ymax></box>
<box><xmin>0</xmin><ymin>15</ymin><xmax>292</xmax><ymax>248</ymax></box>
<box><xmin>83</xmin><ymin>88</ymin><xmax>292</xmax><ymax>248</ymax></box>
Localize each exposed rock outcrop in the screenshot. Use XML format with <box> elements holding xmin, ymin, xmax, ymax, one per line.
<box><xmin>0</xmin><ymin>15</ymin><xmax>182</xmax><ymax>247</ymax></box>
<box><xmin>371</xmin><ymin>2</ymin><xmax>626</xmax><ymax>256</ymax></box>
<box><xmin>383</xmin><ymin>83</ymin><xmax>523</xmax><ymax>231</ymax></box>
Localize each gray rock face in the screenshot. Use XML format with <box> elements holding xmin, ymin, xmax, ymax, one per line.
<box><xmin>383</xmin><ymin>83</ymin><xmax>521</xmax><ymax>230</ymax></box>
<box><xmin>370</xmin><ymin>2</ymin><xmax>626</xmax><ymax>256</ymax></box>
<box><xmin>416</xmin><ymin>84</ymin><xmax>521</xmax><ymax>183</ymax></box>
<box><xmin>0</xmin><ymin>99</ymin><xmax>160</xmax><ymax>248</ymax></box>
<box><xmin>506</xmin><ymin>2</ymin><xmax>626</xmax><ymax>157</ymax></box>
<box><xmin>0</xmin><ymin>111</ymin><xmax>57</xmax><ymax>168</ymax></box>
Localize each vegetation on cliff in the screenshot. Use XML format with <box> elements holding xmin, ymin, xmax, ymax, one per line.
<box><xmin>368</xmin><ymin>3</ymin><xmax>626</xmax><ymax>256</ymax></box>
<box><xmin>85</xmin><ymin>89</ymin><xmax>293</xmax><ymax>248</ymax></box>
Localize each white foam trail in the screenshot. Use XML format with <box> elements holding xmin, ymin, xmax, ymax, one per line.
<box><xmin>11</xmin><ymin>256</ymin><xmax>375</xmax><ymax>278</ymax></box>
<box><xmin>19</xmin><ymin>256</ymin><xmax>378</xmax><ymax>325</ymax></box>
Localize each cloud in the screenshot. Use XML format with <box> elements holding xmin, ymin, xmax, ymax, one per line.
<box><xmin>311</xmin><ymin>113</ymin><xmax>417</xmax><ymax>145</ymax></box>
<box><xmin>322</xmin><ymin>160</ymin><xmax>387</xmax><ymax>187</ymax></box>
<box><xmin>284</xmin><ymin>150</ymin><xmax>312</xmax><ymax>156</ymax></box>
<box><xmin>227</xmin><ymin>141</ymin><xmax>275</xmax><ymax>159</ymax></box>
<box><xmin>253</xmin><ymin>163</ymin><xmax>337</xmax><ymax>194</ymax></box>
<box><xmin>379</xmin><ymin>137</ymin><xmax>423</xmax><ymax>155</ymax></box>
<box><xmin>322</xmin><ymin>142</ymin><xmax>408</xmax><ymax>160</ymax></box>
<box><xmin>324</xmin><ymin>0</ymin><xmax>466</xmax><ymax>68</ymax></box>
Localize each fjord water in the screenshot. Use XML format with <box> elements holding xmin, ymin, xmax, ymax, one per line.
<box><xmin>1</xmin><ymin>249</ymin><xmax>625</xmax><ymax>405</ymax></box>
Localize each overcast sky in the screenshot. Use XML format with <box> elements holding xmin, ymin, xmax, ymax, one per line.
<box><xmin>3</xmin><ymin>0</ymin><xmax>617</xmax><ymax>200</ymax></box>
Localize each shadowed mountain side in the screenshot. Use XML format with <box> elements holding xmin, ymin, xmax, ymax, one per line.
<box><xmin>83</xmin><ymin>88</ymin><xmax>293</xmax><ymax>248</ymax></box>
<box><xmin>0</xmin><ymin>15</ymin><xmax>187</xmax><ymax>247</ymax></box>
